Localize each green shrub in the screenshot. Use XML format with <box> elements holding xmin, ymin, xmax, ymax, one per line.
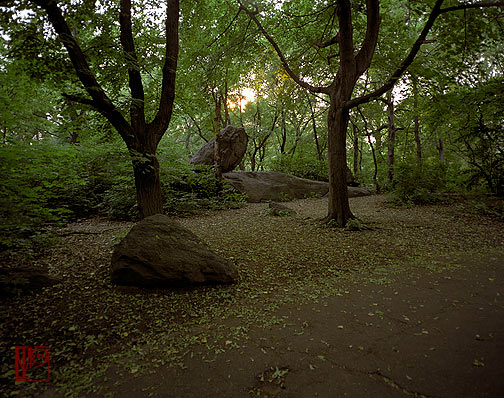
<box><xmin>101</xmin><ymin>176</ymin><xmax>138</xmax><ymax>220</ymax></box>
<box><xmin>390</xmin><ymin>160</ymin><xmax>446</xmax><ymax>205</ymax></box>
<box><xmin>162</xmin><ymin>166</ymin><xmax>246</xmax><ymax>216</ymax></box>
<box><xmin>0</xmin><ymin>142</ymin><xmax>73</xmax><ymax>252</ymax></box>
<box><xmin>0</xmin><ymin>140</ymin><xmax>246</xmax><ymax>251</ymax></box>
<box><xmin>345</xmin><ymin>218</ymin><xmax>364</xmax><ymax>231</ymax></box>
<box><xmin>269</xmin><ymin>155</ymin><xmax>328</xmax><ymax>181</ymax></box>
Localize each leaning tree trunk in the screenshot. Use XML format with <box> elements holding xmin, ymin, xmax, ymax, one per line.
<box><xmin>325</xmin><ymin>98</ymin><xmax>354</xmax><ymax>226</ymax></box>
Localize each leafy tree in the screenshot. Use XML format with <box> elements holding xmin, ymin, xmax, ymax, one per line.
<box><xmin>0</xmin><ymin>63</ymin><xmax>57</xmax><ymax>143</ymax></box>
<box><xmin>239</xmin><ymin>0</ymin><xmax>504</xmax><ymax>226</ymax></box>
<box><xmin>428</xmin><ymin>77</ymin><xmax>504</xmax><ymax>195</ymax></box>
<box><xmin>7</xmin><ymin>0</ymin><xmax>180</xmax><ymax>218</ymax></box>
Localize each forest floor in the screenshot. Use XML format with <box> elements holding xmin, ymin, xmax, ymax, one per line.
<box><xmin>1</xmin><ymin>195</ymin><xmax>504</xmax><ymax>397</ymax></box>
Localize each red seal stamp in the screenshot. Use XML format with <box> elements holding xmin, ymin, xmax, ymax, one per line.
<box><xmin>15</xmin><ymin>346</ymin><xmax>51</xmax><ymax>382</ymax></box>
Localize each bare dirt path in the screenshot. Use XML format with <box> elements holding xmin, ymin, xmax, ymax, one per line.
<box><xmin>85</xmin><ymin>250</ymin><xmax>504</xmax><ymax>398</ymax></box>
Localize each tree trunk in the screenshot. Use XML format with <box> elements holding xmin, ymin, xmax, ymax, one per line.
<box><xmin>325</xmin><ymin>97</ymin><xmax>354</xmax><ymax>226</ymax></box>
<box><xmin>367</xmin><ymin>131</ymin><xmax>380</xmax><ymax>193</ymax></box>
<box><xmin>66</xmin><ymin>100</ymin><xmax>82</xmax><ymax>144</ymax></box>
<box><xmin>213</xmin><ymin>92</ymin><xmax>222</xmax><ymax>134</ymax></box>
<box><xmin>214</xmin><ymin>129</ymin><xmax>223</xmax><ymax>180</ymax></box>
<box><xmin>412</xmin><ymin>75</ymin><xmax>422</xmax><ymax>168</ymax></box>
<box><xmin>224</xmin><ymin>78</ymin><xmax>230</xmax><ymax>127</ymax></box>
<box><xmin>438</xmin><ymin>138</ymin><xmax>445</xmax><ymax>162</ymax></box>
<box><xmin>385</xmin><ymin>90</ymin><xmax>396</xmax><ymax>182</ymax></box>
<box><xmin>307</xmin><ymin>93</ymin><xmax>323</xmax><ymax>161</ymax></box>
<box><xmin>352</xmin><ymin>123</ymin><xmax>359</xmax><ymax>175</ymax></box>
<box><xmin>259</xmin><ymin>145</ymin><xmax>266</xmax><ymax>169</ymax></box>
<box><xmin>130</xmin><ymin>148</ymin><xmax>163</xmax><ymax>219</ymax></box>
<box><xmin>280</xmin><ymin>101</ymin><xmax>287</xmax><ymax>154</ymax></box>
<box><xmin>358</xmin><ymin>106</ymin><xmax>383</xmax><ymax>193</ymax></box>
<box><xmin>214</xmin><ymin>93</ymin><xmax>223</xmax><ymax>179</ymax></box>
<box><xmin>250</xmin><ymin>149</ymin><xmax>256</xmax><ymax>171</ymax></box>
<box><xmin>30</xmin><ymin>0</ymin><xmax>179</xmax><ymax>220</ymax></box>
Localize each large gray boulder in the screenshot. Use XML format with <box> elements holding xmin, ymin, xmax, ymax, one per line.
<box><xmin>111</xmin><ymin>214</ymin><xmax>238</xmax><ymax>287</ymax></box>
<box><xmin>190</xmin><ymin>125</ymin><xmax>248</xmax><ymax>173</ymax></box>
<box><xmin>223</xmin><ymin>171</ymin><xmax>370</xmax><ymax>203</ymax></box>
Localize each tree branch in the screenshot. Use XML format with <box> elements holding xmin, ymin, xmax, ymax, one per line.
<box><xmin>208</xmin><ymin>8</ymin><xmax>242</xmax><ymax>48</ymax></box>
<box><xmin>345</xmin><ymin>0</ymin><xmax>504</xmax><ymax>109</ymax></box>
<box><xmin>355</xmin><ymin>0</ymin><xmax>381</xmax><ymax>76</ymax></box>
<box><xmin>119</xmin><ymin>0</ymin><xmax>145</xmax><ymax>130</ymax></box>
<box><xmin>336</xmin><ymin>0</ymin><xmax>356</xmax><ymax>74</ymax></box>
<box><xmin>62</xmin><ymin>93</ymin><xmax>95</xmax><ymax>106</ymax></box>
<box><xmin>238</xmin><ymin>0</ymin><xmax>329</xmax><ymax>94</ymax></box>
<box><xmin>29</xmin><ymin>0</ymin><xmax>134</xmax><ymax>144</ymax></box>
<box><xmin>440</xmin><ymin>2</ymin><xmax>504</xmax><ymax>13</ymax></box>
<box><xmin>345</xmin><ymin>0</ymin><xmax>444</xmax><ymax>109</ymax></box>
<box><xmin>149</xmin><ymin>0</ymin><xmax>179</xmax><ymax>143</ymax></box>
<box><xmin>313</xmin><ymin>33</ymin><xmax>340</xmax><ymax>48</ymax></box>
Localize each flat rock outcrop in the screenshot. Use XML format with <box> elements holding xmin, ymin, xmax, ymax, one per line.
<box><xmin>189</xmin><ymin>126</ymin><xmax>248</xmax><ymax>173</ymax></box>
<box><xmin>223</xmin><ymin>171</ymin><xmax>370</xmax><ymax>203</ymax></box>
<box><xmin>111</xmin><ymin>214</ymin><xmax>238</xmax><ymax>287</ymax></box>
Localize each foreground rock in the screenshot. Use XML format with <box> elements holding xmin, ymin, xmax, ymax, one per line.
<box><xmin>189</xmin><ymin>126</ymin><xmax>248</xmax><ymax>173</ymax></box>
<box><xmin>223</xmin><ymin>171</ymin><xmax>370</xmax><ymax>202</ymax></box>
<box><xmin>111</xmin><ymin>215</ymin><xmax>238</xmax><ymax>287</ymax></box>
<box><xmin>0</xmin><ymin>267</ymin><xmax>61</xmax><ymax>297</ymax></box>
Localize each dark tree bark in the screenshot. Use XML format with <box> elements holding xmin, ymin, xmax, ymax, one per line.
<box><xmin>307</xmin><ymin>93</ymin><xmax>324</xmax><ymax>161</ymax></box>
<box><xmin>317</xmin><ymin>0</ymin><xmax>381</xmax><ymax>225</ymax></box>
<box><xmin>287</xmin><ymin>114</ymin><xmax>310</xmax><ymax>157</ymax></box>
<box><xmin>352</xmin><ymin>123</ymin><xmax>359</xmax><ymax>176</ymax></box>
<box><xmin>241</xmin><ymin>0</ymin><xmax>378</xmax><ymax>226</ymax></box>
<box><xmin>411</xmin><ymin>74</ymin><xmax>422</xmax><ymax>169</ymax></box>
<box><xmin>65</xmin><ymin>100</ymin><xmax>82</xmax><ymax>144</ymax></box>
<box><xmin>438</xmin><ymin>138</ymin><xmax>445</xmax><ymax>162</ymax></box>
<box><xmin>248</xmin><ymin>101</ymin><xmax>274</xmax><ymax>171</ymax></box>
<box><xmin>279</xmin><ymin>100</ymin><xmax>287</xmax><ymax>154</ymax></box>
<box><xmin>224</xmin><ymin>78</ymin><xmax>231</xmax><ymax>126</ymax></box>
<box><xmin>30</xmin><ymin>0</ymin><xmax>179</xmax><ymax>219</ymax></box>
<box><xmin>213</xmin><ymin>91</ymin><xmax>223</xmax><ymax>179</ymax></box>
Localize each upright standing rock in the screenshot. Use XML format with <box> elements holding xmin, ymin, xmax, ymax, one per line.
<box><xmin>190</xmin><ymin>126</ymin><xmax>248</xmax><ymax>173</ymax></box>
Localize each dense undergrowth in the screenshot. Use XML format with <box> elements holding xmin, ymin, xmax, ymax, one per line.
<box><xmin>0</xmin><ymin>141</ymin><xmax>245</xmax><ymax>253</ymax></box>
<box><xmin>382</xmin><ymin>159</ymin><xmax>503</xmax><ymax>212</ymax></box>
<box><xmin>1</xmin><ymin>137</ymin><xmax>501</xmax><ymax>255</ymax></box>
<box><xmin>269</xmin><ymin>154</ymin><xmax>328</xmax><ymax>182</ymax></box>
